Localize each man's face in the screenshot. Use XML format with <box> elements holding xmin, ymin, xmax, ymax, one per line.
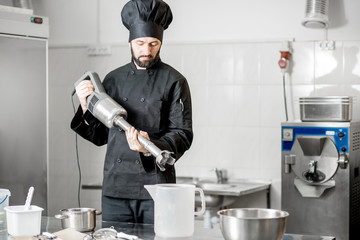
<box><xmin>130</xmin><ymin>37</ymin><xmax>162</xmax><ymax>69</ymax></box>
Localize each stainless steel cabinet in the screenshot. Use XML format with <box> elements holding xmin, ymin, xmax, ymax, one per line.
<box><xmin>0</xmin><ymin>34</ymin><xmax>48</xmax><ymax>214</ymax></box>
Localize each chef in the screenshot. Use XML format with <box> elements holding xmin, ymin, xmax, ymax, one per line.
<box><xmin>71</xmin><ymin>0</ymin><xmax>193</xmax><ymax>224</ymax></box>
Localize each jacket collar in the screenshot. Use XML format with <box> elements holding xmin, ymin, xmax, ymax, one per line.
<box><xmin>130</xmin><ymin>58</ymin><xmax>162</xmax><ymax>71</ymax></box>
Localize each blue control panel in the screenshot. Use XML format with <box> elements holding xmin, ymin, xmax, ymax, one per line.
<box><xmin>282</xmin><ymin>126</ymin><xmax>349</xmax><ymax>153</ymax></box>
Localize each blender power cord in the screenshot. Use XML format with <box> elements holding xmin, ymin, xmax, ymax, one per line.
<box><xmin>71</xmin><ymin>92</ymin><xmax>82</xmax><ymax>208</ymax></box>
<box><xmin>282</xmin><ymin>73</ymin><xmax>289</xmax><ymax>121</ymax></box>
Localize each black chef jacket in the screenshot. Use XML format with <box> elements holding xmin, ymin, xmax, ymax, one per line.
<box><xmin>71</xmin><ymin>60</ymin><xmax>193</xmax><ymax>199</ymax></box>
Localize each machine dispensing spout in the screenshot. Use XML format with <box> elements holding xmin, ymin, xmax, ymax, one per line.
<box><xmin>304</xmin><ymin>159</ymin><xmax>325</xmax><ymax>183</ymax></box>
<box><xmin>74</xmin><ymin>71</ymin><xmax>175</xmax><ymax>171</ymax></box>
<box><xmin>308</xmin><ymin>159</ymin><xmax>317</xmax><ymax>174</ymax></box>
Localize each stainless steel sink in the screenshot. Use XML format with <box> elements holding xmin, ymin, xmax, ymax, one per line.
<box><xmin>176</xmin><ymin>177</ymin><xmax>271</xmax><ymax>209</ymax></box>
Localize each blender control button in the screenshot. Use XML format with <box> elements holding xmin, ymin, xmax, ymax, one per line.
<box><xmin>342</xmin><ymin>147</ymin><xmax>347</xmax><ymax>152</ymax></box>
<box><xmin>338</xmin><ymin>132</ymin><xmax>345</xmax><ymax>137</ymax></box>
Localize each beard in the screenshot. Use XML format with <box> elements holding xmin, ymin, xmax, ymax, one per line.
<box><xmin>131</xmin><ymin>46</ymin><xmax>160</xmax><ymax>69</ymax></box>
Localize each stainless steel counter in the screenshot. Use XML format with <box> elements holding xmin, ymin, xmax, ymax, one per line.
<box><xmin>7</xmin><ymin>217</ymin><xmax>335</xmax><ymax>240</ymax></box>
<box><xmin>81</xmin><ymin>178</ymin><xmax>271</xmax><ymax>197</ymax></box>
<box><xmin>176</xmin><ymin>177</ymin><xmax>271</xmax><ymax>208</ymax></box>
<box><xmin>177</xmin><ymin>177</ymin><xmax>271</xmax><ymax>197</ymax></box>
<box><xmin>82</xmin><ymin>178</ymin><xmax>272</xmax><ymax>208</ymax></box>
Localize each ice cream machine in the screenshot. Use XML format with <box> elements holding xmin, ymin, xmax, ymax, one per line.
<box><xmin>281</xmin><ymin>121</ymin><xmax>360</xmax><ymax>240</ymax></box>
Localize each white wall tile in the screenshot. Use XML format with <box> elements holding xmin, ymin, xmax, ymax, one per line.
<box><xmin>178</xmin><ymin>125</ymin><xmax>210</xmax><ymax>168</ymax></box>
<box><xmin>87</xmin><ymin>46</ymin><xmax>130</xmax><ymax>77</ymax></box>
<box><xmin>207</xmin><ymin>86</ymin><xmax>235</xmax><ymax>126</ymax></box>
<box><xmin>259</xmin><ymin>127</ymin><xmax>282</xmax><ymax>170</ymax></box>
<box><xmin>291</xmin><ymin>42</ymin><xmax>315</xmax><ymax>85</ymax></box>
<box><xmin>343</xmin><ymin>41</ymin><xmax>360</xmax><ymax>85</ymax></box>
<box><xmin>234</xmin><ymin>86</ymin><xmax>261</xmax><ymax>126</ymax></box>
<box><xmin>314</xmin><ymin>41</ymin><xmax>344</xmax><ymax>85</ymax></box>
<box><xmin>207</xmin><ymin>44</ymin><xmax>235</xmax><ymax>86</ymax></box>
<box><xmin>190</xmin><ymin>85</ymin><xmax>209</xmax><ymax>126</ymax></box>
<box><xmin>49</xmin><ymin>48</ymin><xmax>89</xmax><ymax>86</ymax></box>
<box><xmin>227</xmin><ymin>168</ymin><xmax>264</xmax><ymax>180</ymax></box>
<box><xmin>259</xmin><ymin>42</ymin><xmax>284</xmax><ymax>85</ymax></box>
<box><xmin>259</xmin><ymin>85</ymin><xmax>287</xmax><ymax>126</ymax></box>
<box><xmin>180</xmin><ymin>45</ymin><xmax>209</xmax><ymax>86</ymax></box>
<box><xmin>349</xmin><ymin>85</ymin><xmax>360</xmax><ymax>119</ymax></box>
<box><xmin>161</xmin><ymin>45</ymin><xmax>184</xmax><ymax>74</ymax></box>
<box><xmin>204</xmin><ymin>126</ymin><xmax>234</xmax><ymax>168</ymax></box>
<box><xmin>231</xmin><ymin>127</ymin><xmax>261</xmax><ymax>169</ymax></box>
<box><xmin>234</xmin><ymin>43</ymin><xmax>260</xmax><ymax>85</ymax></box>
<box><xmin>313</xmin><ymin>84</ymin><xmax>346</xmax><ymax>96</ymax></box>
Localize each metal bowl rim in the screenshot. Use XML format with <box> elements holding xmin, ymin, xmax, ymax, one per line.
<box><xmin>217</xmin><ymin>208</ymin><xmax>289</xmax><ymax>220</ymax></box>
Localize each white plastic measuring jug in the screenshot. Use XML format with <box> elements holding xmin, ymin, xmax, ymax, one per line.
<box><xmin>144</xmin><ymin>184</ymin><xmax>206</xmax><ymax>238</ymax></box>
<box><xmin>0</xmin><ymin>189</ymin><xmax>11</xmax><ymax>238</ymax></box>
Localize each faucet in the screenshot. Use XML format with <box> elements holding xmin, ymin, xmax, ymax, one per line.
<box><xmin>213</xmin><ymin>168</ymin><xmax>227</xmax><ymax>184</ymax></box>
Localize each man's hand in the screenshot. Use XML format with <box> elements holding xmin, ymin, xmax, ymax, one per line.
<box><xmin>75</xmin><ymin>80</ymin><xmax>94</xmax><ymax>113</ymax></box>
<box><xmin>126</xmin><ymin>127</ymin><xmax>150</xmax><ymax>154</ymax></box>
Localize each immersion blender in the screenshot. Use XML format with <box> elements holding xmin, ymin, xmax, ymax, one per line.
<box><xmin>74</xmin><ymin>71</ymin><xmax>175</xmax><ymax>171</ymax></box>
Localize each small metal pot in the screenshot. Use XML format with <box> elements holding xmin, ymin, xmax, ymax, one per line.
<box><xmin>55</xmin><ymin>208</ymin><xmax>102</xmax><ymax>232</ymax></box>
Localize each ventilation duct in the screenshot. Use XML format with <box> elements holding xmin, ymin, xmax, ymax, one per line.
<box><xmin>302</xmin><ymin>0</ymin><xmax>329</xmax><ymax>29</ymax></box>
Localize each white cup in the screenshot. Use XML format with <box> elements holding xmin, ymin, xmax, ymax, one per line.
<box><xmin>5</xmin><ymin>205</ymin><xmax>43</xmax><ymax>237</ymax></box>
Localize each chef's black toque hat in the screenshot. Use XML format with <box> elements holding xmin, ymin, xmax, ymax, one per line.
<box><xmin>121</xmin><ymin>0</ymin><xmax>173</xmax><ymax>42</ymax></box>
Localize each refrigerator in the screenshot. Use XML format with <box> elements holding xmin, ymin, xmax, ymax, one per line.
<box><xmin>0</xmin><ymin>8</ymin><xmax>49</xmax><ymax>214</ymax></box>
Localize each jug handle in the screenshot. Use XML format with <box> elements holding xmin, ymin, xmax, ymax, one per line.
<box><xmin>194</xmin><ymin>187</ymin><xmax>206</xmax><ymax>216</ymax></box>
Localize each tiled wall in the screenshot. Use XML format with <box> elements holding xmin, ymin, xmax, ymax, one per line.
<box><xmin>48</xmin><ymin>40</ymin><xmax>360</xmax><ymax>215</ymax></box>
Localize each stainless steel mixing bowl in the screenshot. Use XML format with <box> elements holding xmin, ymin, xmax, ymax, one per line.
<box><xmin>217</xmin><ymin>208</ymin><xmax>289</xmax><ymax>240</ymax></box>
